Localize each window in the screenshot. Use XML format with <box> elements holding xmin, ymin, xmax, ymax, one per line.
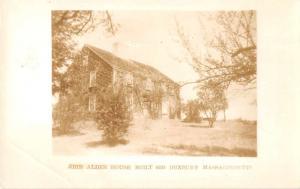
<box><xmin>89</xmin><ymin>71</ymin><xmax>96</xmax><ymax>87</ymax></box>
<box><xmin>145</xmin><ymin>78</ymin><xmax>154</xmax><ymax>91</ymax></box>
<box><xmin>161</xmin><ymin>83</ymin><xmax>167</xmax><ymax>93</ymax></box>
<box><xmin>125</xmin><ymin>73</ymin><xmax>133</xmax><ymax>86</ymax></box>
<box><xmin>88</xmin><ymin>95</ymin><xmax>96</xmax><ymax>112</ymax></box>
<box><xmin>83</xmin><ymin>55</ymin><xmax>88</xmax><ymax>65</ymax></box>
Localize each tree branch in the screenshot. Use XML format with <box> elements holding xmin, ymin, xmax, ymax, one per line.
<box><xmin>231</xmin><ymin>46</ymin><xmax>256</xmax><ymax>57</ymax></box>
<box><xmin>105</xmin><ymin>10</ymin><xmax>116</xmax><ymax>35</ymax></box>
<box><xmin>75</xmin><ymin>12</ymin><xmax>93</xmax><ymax>35</ymax></box>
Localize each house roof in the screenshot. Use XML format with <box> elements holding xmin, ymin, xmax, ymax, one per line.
<box><xmin>84</xmin><ymin>44</ymin><xmax>179</xmax><ymax>87</ymax></box>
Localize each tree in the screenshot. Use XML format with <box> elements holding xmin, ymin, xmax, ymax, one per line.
<box><xmin>52</xmin><ymin>11</ymin><xmax>119</xmax><ymax>132</ymax></box>
<box><xmin>52</xmin><ymin>94</ymin><xmax>75</xmax><ymax>133</ymax></box>
<box><xmin>53</xmin><ymin>53</ymin><xmax>132</xmax><ymax>143</ymax></box>
<box><xmin>177</xmin><ymin>11</ymin><xmax>256</xmax><ymax>89</ymax></box>
<box><xmin>197</xmin><ymin>81</ymin><xmax>228</xmax><ymax>127</ymax></box>
<box><xmin>183</xmin><ymin>100</ymin><xmax>202</xmax><ymax>123</ymax></box>
<box><xmin>52</xmin><ymin>53</ymin><xmax>90</xmax><ymax>133</ymax></box>
<box><xmin>221</xmin><ymin>94</ymin><xmax>228</xmax><ymax>121</ymax></box>
<box><xmin>52</xmin><ymin>10</ymin><xmax>118</xmax><ymax>94</ymax></box>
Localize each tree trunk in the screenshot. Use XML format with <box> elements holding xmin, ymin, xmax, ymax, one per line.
<box><xmin>223</xmin><ymin>109</ymin><xmax>226</xmax><ymax>122</ymax></box>
<box><xmin>209</xmin><ymin>119</ymin><xmax>214</xmax><ymax>128</ymax></box>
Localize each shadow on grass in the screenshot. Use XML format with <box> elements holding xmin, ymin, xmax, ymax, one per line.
<box><xmin>144</xmin><ymin>144</ymin><xmax>256</xmax><ymax>157</ymax></box>
<box><xmin>52</xmin><ymin>127</ymin><xmax>84</xmax><ymax>137</ymax></box>
<box><xmin>184</xmin><ymin>125</ymin><xmax>211</xmax><ymax>128</ymax></box>
<box><xmin>236</xmin><ymin>118</ymin><xmax>257</xmax><ymax>126</ymax></box>
<box><xmin>86</xmin><ymin>139</ymin><xmax>129</xmax><ymax>148</ymax></box>
<box><xmin>181</xmin><ymin>120</ymin><xmax>211</xmax><ymax>128</ymax></box>
<box><xmin>165</xmin><ymin>144</ymin><xmax>257</xmax><ymax>157</ymax></box>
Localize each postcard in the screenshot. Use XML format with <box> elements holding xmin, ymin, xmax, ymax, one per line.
<box><xmin>1</xmin><ymin>0</ymin><xmax>300</xmax><ymax>188</ymax></box>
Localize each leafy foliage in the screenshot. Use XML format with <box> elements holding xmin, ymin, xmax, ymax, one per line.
<box><xmin>52</xmin><ymin>10</ymin><xmax>118</xmax><ymax>94</ymax></box>
<box><xmin>52</xmin><ymin>95</ymin><xmax>74</xmax><ymax>133</ymax></box>
<box><xmin>52</xmin><ymin>52</ymin><xmax>90</xmax><ymax>132</ymax></box>
<box><xmin>197</xmin><ymin>81</ymin><xmax>228</xmax><ymax>127</ymax></box>
<box><xmin>95</xmin><ymin>86</ymin><xmax>132</xmax><ymax>146</ymax></box>
<box><xmin>52</xmin><ymin>11</ymin><xmax>94</xmax><ymax>94</ymax></box>
<box><xmin>52</xmin><ymin>11</ymin><xmax>120</xmax><ymax>137</ymax></box>
<box><xmin>146</xmin><ymin>86</ymin><xmax>164</xmax><ymax>119</ymax></box>
<box><xmin>52</xmin><ymin>94</ymin><xmax>86</xmax><ymax>133</ymax></box>
<box><xmin>183</xmin><ymin>100</ymin><xmax>202</xmax><ymax>123</ymax></box>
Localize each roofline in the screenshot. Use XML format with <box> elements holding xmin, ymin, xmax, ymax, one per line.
<box><xmin>83</xmin><ymin>44</ymin><xmax>180</xmax><ymax>87</ymax></box>
<box><xmin>83</xmin><ymin>45</ymin><xmax>114</xmax><ymax>69</ymax></box>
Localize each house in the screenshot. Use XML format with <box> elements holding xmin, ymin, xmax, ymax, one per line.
<box><xmin>79</xmin><ymin>44</ymin><xmax>181</xmax><ymax>119</ymax></box>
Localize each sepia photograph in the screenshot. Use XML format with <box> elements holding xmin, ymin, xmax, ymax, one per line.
<box><xmin>2</xmin><ymin>0</ymin><xmax>300</xmax><ymax>187</ymax></box>
<box><xmin>52</xmin><ymin>10</ymin><xmax>257</xmax><ymax>157</ymax></box>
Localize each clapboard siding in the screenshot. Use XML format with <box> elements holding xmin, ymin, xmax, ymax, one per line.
<box><xmin>85</xmin><ymin>47</ymin><xmax>113</xmax><ymax>88</ymax></box>
<box><xmin>81</xmin><ymin>45</ymin><xmax>181</xmax><ymax>119</ymax></box>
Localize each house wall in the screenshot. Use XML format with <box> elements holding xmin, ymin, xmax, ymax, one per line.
<box><xmin>84</xmin><ymin>48</ymin><xmax>113</xmax><ymax>88</ymax></box>
<box><xmin>82</xmin><ymin>47</ymin><xmax>114</xmax><ymax>113</ymax></box>
<box><xmin>82</xmin><ymin>47</ymin><xmax>181</xmax><ymax>120</ymax></box>
<box><xmin>124</xmin><ymin>73</ymin><xmax>180</xmax><ymax>119</ymax></box>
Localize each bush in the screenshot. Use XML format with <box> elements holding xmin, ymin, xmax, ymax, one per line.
<box><xmin>95</xmin><ymin>86</ymin><xmax>132</xmax><ymax>146</ymax></box>
<box><xmin>52</xmin><ymin>92</ymin><xmax>88</xmax><ymax>134</ymax></box>
<box><xmin>52</xmin><ymin>95</ymin><xmax>76</xmax><ymax>134</ymax></box>
<box><xmin>183</xmin><ymin>100</ymin><xmax>202</xmax><ymax>123</ymax></box>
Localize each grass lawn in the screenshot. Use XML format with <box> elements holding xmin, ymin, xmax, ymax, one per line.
<box><xmin>52</xmin><ymin>118</ymin><xmax>256</xmax><ymax>157</ymax></box>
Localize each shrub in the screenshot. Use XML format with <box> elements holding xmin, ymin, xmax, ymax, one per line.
<box><xmin>52</xmin><ymin>95</ymin><xmax>76</xmax><ymax>134</ymax></box>
<box><xmin>183</xmin><ymin>100</ymin><xmax>202</xmax><ymax>123</ymax></box>
<box><xmin>95</xmin><ymin>86</ymin><xmax>132</xmax><ymax>146</ymax></box>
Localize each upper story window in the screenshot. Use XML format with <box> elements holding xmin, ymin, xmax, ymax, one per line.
<box><xmin>125</xmin><ymin>73</ymin><xmax>133</xmax><ymax>86</ymax></box>
<box><xmin>83</xmin><ymin>55</ymin><xmax>88</xmax><ymax>65</ymax></box>
<box><xmin>145</xmin><ymin>78</ymin><xmax>154</xmax><ymax>91</ymax></box>
<box><xmin>168</xmin><ymin>85</ymin><xmax>175</xmax><ymax>96</ymax></box>
<box><xmin>89</xmin><ymin>71</ymin><xmax>96</xmax><ymax>87</ymax></box>
<box><xmin>161</xmin><ymin>83</ymin><xmax>167</xmax><ymax>92</ymax></box>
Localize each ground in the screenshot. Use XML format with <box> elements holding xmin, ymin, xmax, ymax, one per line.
<box><xmin>52</xmin><ymin>118</ymin><xmax>257</xmax><ymax>157</ymax></box>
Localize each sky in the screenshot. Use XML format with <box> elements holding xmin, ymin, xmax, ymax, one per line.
<box><xmin>76</xmin><ymin>11</ymin><xmax>257</xmax><ymax>120</ymax></box>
